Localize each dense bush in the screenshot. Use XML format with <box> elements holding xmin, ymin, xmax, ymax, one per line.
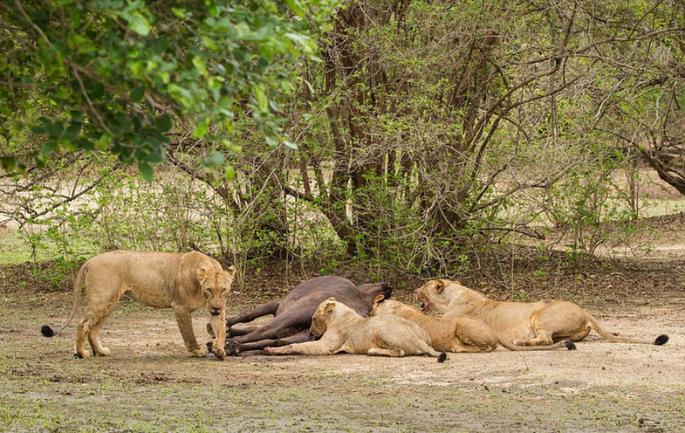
<box><xmin>0</xmin><ymin>1</ymin><xmax>682</xmax><ymax>280</ymax></box>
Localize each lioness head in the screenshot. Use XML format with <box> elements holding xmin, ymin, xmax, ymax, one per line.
<box><xmin>310</xmin><ymin>297</ymin><xmax>340</xmax><ymax>337</ymax></box>
<box><xmin>370</xmin><ymin>297</ymin><xmax>408</xmax><ymax>316</ymax></box>
<box><xmin>414</xmin><ymin>279</ymin><xmax>469</xmax><ymax>313</ymax></box>
<box><xmin>415</xmin><ymin>279</ymin><xmax>449</xmax><ymax>312</ymax></box>
<box><xmin>414</xmin><ymin>279</ymin><xmax>488</xmax><ymax>316</ymax></box>
<box><xmin>197</xmin><ymin>265</ymin><xmax>236</xmax><ymax>315</ymax></box>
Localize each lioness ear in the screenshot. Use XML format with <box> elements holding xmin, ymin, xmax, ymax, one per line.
<box><xmin>435</xmin><ymin>280</ymin><xmax>445</xmax><ymax>294</ymax></box>
<box><xmin>226</xmin><ymin>265</ymin><xmax>236</xmax><ymax>278</ymax></box>
<box><xmin>196</xmin><ymin>266</ymin><xmax>208</xmax><ymax>283</ymax></box>
<box><xmin>324</xmin><ymin>301</ymin><xmax>336</xmax><ymax>314</ymax></box>
<box><xmin>372</xmin><ymin>293</ymin><xmax>385</xmax><ymax>305</ymax></box>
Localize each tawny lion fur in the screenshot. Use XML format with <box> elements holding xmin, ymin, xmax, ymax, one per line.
<box><xmin>42</xmin><ymin>251</ymin><xmax>236</xmax><ymax>360</ymax></box>
<box><xmin>371</xmin><ymin>298</ymin><xmax>573</xmax><ymax>352</ymax></box>
<box><xmin>415</xmin><ymin>279</ymin><xmax>668</xmax><ymax>347</ymax></box>
<box><xmin>265</xmin><ymin>298</ymin><xmax>446</xmax><ymax>361</ymax></box>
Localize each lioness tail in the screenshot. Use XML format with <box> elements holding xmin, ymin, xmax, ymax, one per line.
<box><xmin>41</xmin><ymin>262</ymin><xmax>88</xmax><ymax>338</ymax></box>
<box><xmin>498</xmin><ymin>338</ymin><xmax>576</xmax><ymax>351</ymax></box>
<box><xmin>587</xmin><ymin>314</ymin><xmax>668</xmax><ymax>345</ymax></box>
<box><xmin>420</xmin><ymin>341</ymin><xmax>447</xmax><ymax>362</ymax></box>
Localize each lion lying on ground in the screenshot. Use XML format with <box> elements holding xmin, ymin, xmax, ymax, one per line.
<box><xmin>264</xmin><ymin>298</ymin><xmax>447</xmax><ymax>362</ymax></box>
<box><xmin>415</xmin><ymin>279</ymin><xmax>669</xmax><ymax>347</ymax></box>
<box><xmin>41</xmin><ymin>251</ymin><xmax>236</xmax><ymax>360</ymax></box>
<box><xmin>371</xmin><ymin>298</ymin><xmax>575</xmax><ymax>352</ymax></box>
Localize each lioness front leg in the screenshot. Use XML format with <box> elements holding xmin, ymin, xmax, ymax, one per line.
<box><xmin>209</xmin><ymin>309</ymin><xmax>227</xmax><ymax>360</ymax></box>
<box><xmin>173</xmin><ymin>305</ymin><xmax>206</xmax><ymax>357</ymax></box>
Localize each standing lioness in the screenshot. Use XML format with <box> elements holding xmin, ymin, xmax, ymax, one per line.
<box><xmin>41</xmin><ymin>251</ymin><xmax>236</xmax><ymax>360</ymax></box>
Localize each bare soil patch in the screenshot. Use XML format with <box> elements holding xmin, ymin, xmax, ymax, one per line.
<box><xmin>1</xmin><ymin>275</ymin><xmax>684</xmax><ymax>432</ymax></box>
<box><xmin>2</xmin><ymin>212</ymin><xmax>685</xmax><ymax>432</ymax></box>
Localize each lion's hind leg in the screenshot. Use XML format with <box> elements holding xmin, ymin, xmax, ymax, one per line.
<box><xmin>456</xmin><ymin>331</ymin><xmax>496</xmax><ymax>352</ymax></box>
<box><xmin>370</xmin><ymin>329</ymin><xmax>443</xmax><ymax>360</ymax></box>
<box><xmin>524</xmin><ymin>302</ymin><xmax>589</xmax><ymax>345</ymax></box>
<box><xmin>512</xmin><ymin>313</ymin><xmax>554</xmax><ymax>346</ymax></box>
<box><xmin>567</xmin><ymin>326</ymin><xmax>591</xmax><ymax>342</ymax></box>
<box><xmin>511</xmin><ymin>310</ymin><xmax>554</xmax><ymax>346</ymax></box>
<box><xmin>75</xmin><ymin>278</ymin><xmax>123</xmax><ymax>359</ymax></box>
<box><xmin>87</xmin><ymin>304</ymin><xmax>118</xmax><ymax>356</ymax></box>
<box><xmin>88</xmin><ymin>320</ymin><xmax>110</xmax><ymax>356</ymax></box>
<box><xmin>450</xmin><ymin>340</ymin><xmax>488</xmax><ymax>353</ymax></box>
<box><xmin>367</xmin><ymin>347</ymin><xmax>405</xmax><ymax>357</ymax></box>
<box><xmin>84</xmin><ymin>290</ymin><xmax>122</xmax><ymax>357</ymax></box>
<box><xmin>75</xmin><ymin>317</ymin><xmax>92</xmax><ymax>358</ymax></box>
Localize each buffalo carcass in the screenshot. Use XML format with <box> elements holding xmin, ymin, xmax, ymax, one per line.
<box><xmin>217</xmin><ymin>276</ymin><xmax>391</xmax><ymax>355</ymax></box>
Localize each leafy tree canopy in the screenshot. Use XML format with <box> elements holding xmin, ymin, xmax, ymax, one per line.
<box><xmin>0</xmin><ymin>0</ymin><xmax>337</xmax><ymax>178</ymax></box>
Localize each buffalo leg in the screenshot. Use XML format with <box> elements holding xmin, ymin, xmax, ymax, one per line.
<box><xmin>206</xmin><ymin>324</ymin><xmax>260</xmax><ymax>338</ymax></box>
<box><xmin>228</xmin><ymin>326</ymin><xmax>259</xmax><ymax>337</ymax></box>
<box><xmin>226</xmin><ymin>300</ymin><xmax>279</xmax><ymax>327</ymax></box>
<box><xmin>233</xmin><ymin>330</ymin><xmax>314</xmax><ymax>354</ymax></box>
<box><xmin>225</xmin><ymin>307</ymin><xmax>311</xmax><ymax>353</ymax></box>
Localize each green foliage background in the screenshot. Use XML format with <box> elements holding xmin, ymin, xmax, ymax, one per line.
<box><xmin>0</xmin><ymin>0</ymin><xmax>683</xmax><ymax>279</ymax></box>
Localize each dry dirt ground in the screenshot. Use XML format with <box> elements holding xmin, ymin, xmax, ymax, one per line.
<box><xmin>1</xmin><ymin>287</ymin><xmax>683</xmax><ymax>432</ymax></box>
<box><xmin>1</xmin><ymin>214</ymin><xmax>685</xmax><ymax>432</ymax></box>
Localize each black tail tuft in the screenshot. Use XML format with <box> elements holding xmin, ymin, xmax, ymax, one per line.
<box><xmin>41</xmin><ymin>325</ymin><xmax>55</xmax><ymax>338</ymax></box>
<box><xmin>437</xmin><ymin>352</ymin><xmax>447</xmax><ymax>363</ymax></box>
<box><xmin>654</xmin><ymin>335</ymin><xmax>669</xmax><ymax>346</ymax></box>
<box><xmin>564</xmin><ymin>339</ymin><xmax>577</xmax><ymax>350</ymax></box>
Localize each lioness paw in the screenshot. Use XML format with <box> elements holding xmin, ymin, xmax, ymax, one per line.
<box><xmin>74</xmin><ymin>350</ymin><xmax>91</xmax><ymax>359</ymax></box>
<box><xmin>211</xmin><ymin>341</ymin><xmax>226</xmax><ymax>360</ymax></box>
<box><xmin>190</xmin><ymin>346</ymin><xmax>208</xmax><ymax>358</ymax></box>
<box><xmin>95</xmin><ymin>347</ymin><xmax>112</xmax><ymax>356</ymax></box>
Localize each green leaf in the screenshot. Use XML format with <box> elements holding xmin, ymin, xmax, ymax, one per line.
<box><xmin>285</xmin><ymin>32</ymin><xmax>313</xmax><ymax>53</ymax></box>
<box><xmin>94</xmin><ymin>134</ymin><xmax>112</xmax><ymax>151</ymax></box>
<box><xmin>201</xmin><ymin>36</ymin><xmax>219</xmax><ymax>51</ymax></box>
<box><xmin>0</xmin><ymin>156</ymin><xmax>17</xmax><ymax>171</ymax></box>
<box><xmin>122</xmin><ymin>11</ymin><xmax>151</xmax><ymax>36</ymax></box>
<box><xmin>155</xmin><ymin>114</ymin><xmax>172</xmax><ymax>132</ymax></box>
<box><xmin>286</xmin><ymin>0</ymin><xmax>306</xmax><ymax>17</ymax></box>
<box><xmin>171</xmin><ymin>7</ymin><xmax>188</xmax><ymax>19</ymax></box>
<box><xmin>131</xmin><ymin>85</ymin><xmax>145</xmax><ymax>102</ymax></box>
<box><xmin>42</xmin><ymin>138</ymin><xmax>56</xmax><ymax>156</ymax></box>
<box><xmin>265</xmin><ymin>135</ymin><xmax>278</xmax><ymax>147</ymax></box>
<box><xmin>139</xmin><ymin>162</ymin><xmax>154</xmax><ymax>181</ymax></box>
<box><xmin>224</xmin><ymin>165</ymin><xmax>235</xmax><ymax>181</ymax></box>
<box><xmin>192</xmin><ymin>120</ymin><xmax>210</xmax><ymax>139</ymax></box>
<box><xmin>283</xmin><ymin>140</ymin><xmax>298</xmax><ymax>150</ymax></box>
<box><xmin>253</xmin><ymin>85</ymin><xmax>269</xmax><ymax>112</ymax></box>
<box><xmin>192</xmin><ymin>56</ymin><xmax>208</xmax><ymax>77</ymax></box>
<box><xmin>167</xmin><ymin>84</ymin><xmax>193</xmax><ymax>107</ymax></box>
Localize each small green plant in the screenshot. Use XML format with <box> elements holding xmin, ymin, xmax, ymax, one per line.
<box><xmin>533</xmin><ymin>268</ymin><xmax>547</xmax><ymax>278</ymax></box>
<box><xmin>30</xmin><ymin>256</ymin><xmax>81</xmax><ymax>292</ymax></box>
